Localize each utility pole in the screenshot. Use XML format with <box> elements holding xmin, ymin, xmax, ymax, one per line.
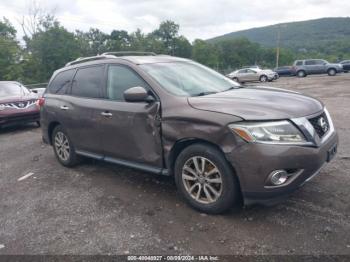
<box><xmin>276</xmin><ymin>25</ymin><xmax>281</xmax><ymax>68</ymax></box>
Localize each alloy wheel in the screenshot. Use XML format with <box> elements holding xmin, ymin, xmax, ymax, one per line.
<box><xmin>54</xmin><ymin>131</ymin><xmax>70</xmax><ymax>161</ymax></box>
<box><xmin>182</xmin><ymin>156</ymin><xmax>223</xmax><ymax>204</ymax></box>
<box><xmin>329</xmin><ymin>69</ymin><xmax>336</xmax><ymax>76</ymax></box>
<box><xmin>260</xmin><ymin>75</ymin><xmax>267</xmax><ymax>82</ymax></box>
<box><xmin>298</xmin><ymin>71</ymin><xmax>305</xmax><ymax>77</ymax></box>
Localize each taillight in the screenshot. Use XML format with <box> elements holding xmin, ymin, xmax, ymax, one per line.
<box><xmin>36</xmin><ymin>97</ymin><xmax>45</xmax><ymax>107</ymax></box>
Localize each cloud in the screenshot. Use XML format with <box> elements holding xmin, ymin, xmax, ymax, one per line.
<box><xmin>1</xmin><ymin>0</ymin><xmax>349</xmax><ymax>41</ymax></box>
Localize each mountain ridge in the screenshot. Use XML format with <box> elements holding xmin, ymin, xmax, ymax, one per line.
<box><xmin>207</xmin><ymin>17</ymin><xmax>350</xmax><ymax>52</ymax></box>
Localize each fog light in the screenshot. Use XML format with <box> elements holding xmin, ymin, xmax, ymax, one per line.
<box><xmin>270</xmin><ymin>170</ymin><xmax>289</xmax><ymax>185</ymax></box>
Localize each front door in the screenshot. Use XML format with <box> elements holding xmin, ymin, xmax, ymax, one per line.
<box><xmin>96</xmin><ymin>64</ymin><xmax>163</xmax><ymax>168</ymax></box>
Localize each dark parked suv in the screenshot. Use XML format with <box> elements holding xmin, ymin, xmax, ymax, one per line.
<box><xmin>41</xmin><ymin>52</ymin><xmax>338</xmax><ymax>213</ymax></box>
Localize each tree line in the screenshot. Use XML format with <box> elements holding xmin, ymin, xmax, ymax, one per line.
<box><xmin>0</xmin><ymin>15</ymin><xmax>314</xmax><ymax>84</ymax></box>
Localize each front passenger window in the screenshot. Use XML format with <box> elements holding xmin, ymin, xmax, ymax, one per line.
<box><xmin>107</xmin><ymin>65</ymin><xmax>150</xmax><ymax>101</ymax></box>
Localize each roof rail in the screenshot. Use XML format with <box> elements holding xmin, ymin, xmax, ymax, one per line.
<box><xmin>102</xmin><ymin>51</ymin><xmax>157</xmax><ymax>56</ymax></box>
<box><xmin>65</xmin><ymin>55</ymin><xmax>116</xmax><ymax>67</ymax></box>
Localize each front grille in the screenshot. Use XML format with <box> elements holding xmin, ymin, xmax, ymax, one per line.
<box><xmin>309</xmin><ymin>112</ymin><xmax>329</xmax><ymax>138</ymax></box>
<box><xmin>2</xmin><ymin>100</ymin><xmax>36</xmax><ymax>109</ymax></box>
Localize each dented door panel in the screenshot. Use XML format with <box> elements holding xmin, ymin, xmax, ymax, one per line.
<box><xmin>95</xmin><ymin>99</ymin><xmax>163</xmax><ymax>167</ymax></box>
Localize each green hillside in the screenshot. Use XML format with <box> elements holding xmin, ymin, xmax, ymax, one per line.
<box><xmin>207</xmin><ymin>17</ymin><xmax>350</xmax><ymax>53</ymax></box>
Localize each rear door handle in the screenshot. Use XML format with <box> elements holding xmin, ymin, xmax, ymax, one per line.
<box><xmin>60</xmin><ymin>105</ymin><xmax>69</xmax><ymax>110</ymax></box>
<box><xmin>101</xmin><ymin>111</ymin><xmax>113</xmax><ymax>117</ymax></box>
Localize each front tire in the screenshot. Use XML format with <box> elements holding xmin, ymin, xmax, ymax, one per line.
<box><xmin>327</xmin><ymin>68</ymin><xmax>337</xmax><ymax>76</ymax></box>
<box><xmin>174</xmin><ymin>143</ymin><xmax>240</xmax><ymax>214</ymax></box>
<box><xmin>52</xmin><ymin>125</ymin><xmax>80</xmax><ymax>167</ymax></box>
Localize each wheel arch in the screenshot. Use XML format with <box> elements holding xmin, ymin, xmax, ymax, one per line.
<box><xmin>167</xmin><ymin>138</ymin><xmax>241</xmax><ymax>184</ymax></box>
<box><xmin>47</xmin><ymin>121</ymin><xmax>61</xmax><ymax>145</ymax></box>
<box><xmin>297</xmin><ymin>70</ymin><xmax>307</xmax><ymax>77</ymax></box>
<box><xmin>168</xmin><ymin>138</ymin><xmax>243</xmax><ymax>207</ymax></box>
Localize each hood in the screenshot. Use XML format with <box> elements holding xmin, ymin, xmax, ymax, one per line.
<box><xmin>0</xmin><ymin>92</ymin><xmax>38</xmax><ymax>104</ymax></box>
<box><xmin>188</xmin><ymin>87</ymin><xmax>323</xmax><ymax>120</ymax></box>
<box><xmin>328</xmin><ymin>63</ymin><xmax>343</xmax><ymax>68</ymax></box>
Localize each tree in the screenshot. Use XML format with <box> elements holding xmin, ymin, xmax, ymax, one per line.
<box><xmin>23</xmin><ymin>17</ymin><xmax>81</xmax><ymax>83</ymax></box>
<box><xmin>174</xmin><ymin>36</ymin><xmax>192</xmax><ymax>58</ymax></box>
<box><xmin>192</xmin><ymin>39</ymin><xmax>219</xmax><ymax>69</ymax></box>
<box><xmin>129</xmin><ymin>29</ymin><xmax>148</xmax><ymax>51</ymax></box>
<box><xmin>105</xmin><ymin>30</ymin><xmax>131</xmax><ymax>51</ymax></box>
<box><xmin>152</xmin><ymin>20</ymin><xmax>179</xmax><ymax>55</ymax></box>
<box><xmin>215</xmin><ymin>38</ymin><xmax>261</xmax><ymax>69</ymax></box>
<box><xmin>0</xmin><ymin>18</ymin><xmax>22</xmax><ymax>80</ymax></box>
<box><xmin>82</xmin><ymin>28</ymin><xmax>109</xmax><ymax>55</ymax></box>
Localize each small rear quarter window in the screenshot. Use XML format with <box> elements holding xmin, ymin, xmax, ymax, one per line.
<box><xmin>48</xmin><ymin>69</ymin><xmax>75</xmax><ymax>94</ymax></box>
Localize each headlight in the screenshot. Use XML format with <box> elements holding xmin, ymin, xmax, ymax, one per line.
<box><xmin>229</xmin><ymin>121</ymin><xmax>306</xmax><ymax>144</ymax></box>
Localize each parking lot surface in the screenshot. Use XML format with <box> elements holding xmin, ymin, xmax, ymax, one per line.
<box><xmin>0</xmin><ymin>74</ymin><xmax>349</xmax><ymax>255</ymax></box>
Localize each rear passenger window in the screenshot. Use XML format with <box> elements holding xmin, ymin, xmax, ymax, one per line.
<box><xmin>71</xmin><ymin>66</ymin><xmax>104</xmax><ymax>98</ymax></box>
<box><xmin>48</xmin><ymin>69</ymin><xmax>75</xmax><ymax>94</ymax></box>
<box><xmin>305</xmin><ymin>60</ymin><xmax>316</xmax><ymax>65</ymax></box>
<box><xmin>107</xmin><ymin>65</ymin><xmax>149</xmax><ymax>101</ymax></box>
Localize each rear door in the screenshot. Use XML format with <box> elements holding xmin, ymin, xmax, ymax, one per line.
<box><xmin>237</xmin><ymin>69</ymin><xmax>249</xmax><ymax>81</ymax></box>
<box><xmin>304</xmin><ymin>60</ymin><xmax>318</xmax><ymax>74</ymax></box>
<box><xmin>246</xmin><ymin>69</ymin><xmax>258</xmax><ymax>81</ymax></box>
<box><xmin>63</xmin><ymin>65</ymin><xmax>105</xmax><ymax>154</ymax></box>
<box><xmin>96</xmin><ymin>64</ymin><xmax>163</xmax><ymax>168</ymax></box>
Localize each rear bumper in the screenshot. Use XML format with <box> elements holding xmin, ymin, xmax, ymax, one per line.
<box><xmin>226</xmin><ymin>131</ymin><xmax>338</xmax><ymax>206</ymax></box>
<box><xmin>0</xmin><ymin>112</ymin><xmax>40</xmax><ymax>126</ymax></box>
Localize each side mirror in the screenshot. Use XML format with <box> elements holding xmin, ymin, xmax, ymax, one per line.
<box><xmin>124</xmin><ymin>86</ymin><xmax>155</xmax><ymax>103</ymax></box>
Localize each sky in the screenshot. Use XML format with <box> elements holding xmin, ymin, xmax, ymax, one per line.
<box><xmin>1</xmin><ymin>0</ymin><xmax>350</xmax><ymax>42</ymax></box>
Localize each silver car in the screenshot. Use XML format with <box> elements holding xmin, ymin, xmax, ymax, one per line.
<box><xmin>292</xmin><ymin>59</ymin><xmax>343</xmax><ymax>77</ymax></box>
<box><xmin>227</xmin><ymin>68</ymin><xmax>276</xmax><ymax>83</ymax></box>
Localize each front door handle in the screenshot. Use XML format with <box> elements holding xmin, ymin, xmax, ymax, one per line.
<box><xmin>101</xmin><ymin>111</ymin><xmax>113</xmax><ymax>117</ymax></box>
<box><xmin>60</xmin><ymin>105</ymin><xmax>69</xmax><ymax>110</ymax></box>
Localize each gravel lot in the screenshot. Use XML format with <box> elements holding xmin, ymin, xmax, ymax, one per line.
<box><xmin>0</xmin><ymin>74</ymin><xmax>349</xmax><ymax>256</ymax></box>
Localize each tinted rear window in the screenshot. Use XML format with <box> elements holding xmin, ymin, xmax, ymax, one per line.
<box><xmin>71</xmin><ymin>66</ymin><xmax>104</xmax><ymax>98</ymax></box>
<box><xmin>48</xmin><ymin>69</ymin><xmax>75</xmax><ymax>94</ymax></box>
<box><xmin>305</xmin><ymin>60</ymin><xmax>316</xmax><ymax>65</ymax></box>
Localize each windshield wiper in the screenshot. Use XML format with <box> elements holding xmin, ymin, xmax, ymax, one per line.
<box><xmin>192</xmin><ymin>91</ymin><xmax>218</xmax><ymax>97</ymax></box>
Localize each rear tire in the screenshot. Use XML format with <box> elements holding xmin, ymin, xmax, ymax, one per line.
<box><xmin>327</xmin><ymin>68</ymin><xmax>337</xmax><ymax>76</ymax></box>
<box><xmin>174</xmin><ymin>143</ymin><xmax>240</xmax><ymax>214</ymax></box>
<box><xmin>52</xmin><ymin>125</ymin><xmax>80</xmax><ymax>167</ymax></box>
<box><xmin>297</xmin><ymin>70</ymin><xmax>306</xmax><ymax>78</ymax></box>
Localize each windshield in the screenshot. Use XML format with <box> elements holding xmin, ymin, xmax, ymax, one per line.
<box><xmin>140</xmin><ymin>61</ymin><xmax>241</xmax><ymax>96</ymax></box>
<box><xmin>0</xmin><ymin>82</ymin><xmax>30</xmax><ymax>97</ymax></box>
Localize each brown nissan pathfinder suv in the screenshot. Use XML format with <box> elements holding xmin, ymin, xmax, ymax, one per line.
<box><xmin>41</xmin><ymin>52</ymin><xmax>338</xmax><ymax>213</ymax></box>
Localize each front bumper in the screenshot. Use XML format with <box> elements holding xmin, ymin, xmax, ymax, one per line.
<box><xmin>226</xmin><ymin>129</ymin><xmax>338</xmax><ymax>206</ymax></box>
<box><xmin>0</xmin><ymin>111</ymin><xmax>40</xmax><ymax>126</ymax></box>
